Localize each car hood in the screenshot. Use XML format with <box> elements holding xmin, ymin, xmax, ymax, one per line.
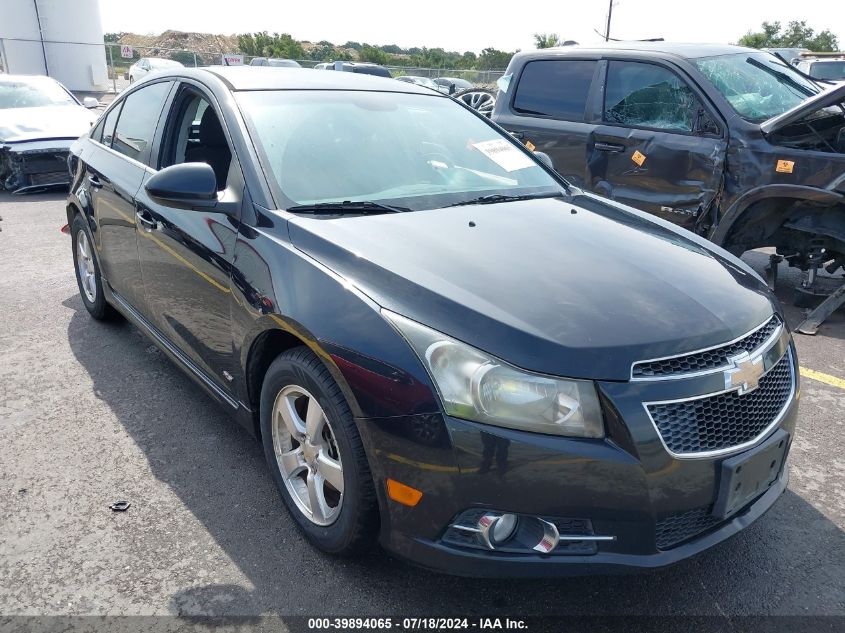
<box><xmin>288</xmin><ymin>194</ymin><xmax>778</xmax><ymax>381</ymax></box>
<box><xmin>760</xmin><ymin>82</ymin><xmax>845</xmax><ymax>135</ymax></box>
<box><xmin>0</xmin><ymin>105</ymin><xmax>96</xmax><ymax>143</ymax></box>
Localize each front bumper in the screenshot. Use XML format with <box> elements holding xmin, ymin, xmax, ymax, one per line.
<box><xmin>356</xmin><ymin>366</ymin><xmax>799</xmax><ymax>576</ymax></box>
<box><xmin>0</xmin><ymin>140</ymin><xmax>74</xmax><ymax>193</ymax></box>
<box><xmin>388</xmin><ymin>467</ymin><xmax>788</xmax><ymax>577</ymax></box>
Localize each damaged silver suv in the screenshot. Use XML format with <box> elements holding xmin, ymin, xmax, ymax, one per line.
<box><xmin>493</xmin><ymin>43</ymin><xmax>845</xmax><ymax>305</ymax></box>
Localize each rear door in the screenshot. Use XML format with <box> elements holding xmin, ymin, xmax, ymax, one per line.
<box><xmin>494</xmin><ymin>58</ymin><xmax>601</xmax><ymax>188</ymax></box>
<box><xmin>84</xmin><ymin>80</ymin><xmax>173</xmax><ymax>311</ymax></box>
<box><xmin>588</xmin><ymin>59</ymin><xmax>726</xmax><ymax>230</ymax></box>
<box><xmin>134</xmin><ymin>82</ymin><xmax>242</xmax><ymax>393</ymax></box>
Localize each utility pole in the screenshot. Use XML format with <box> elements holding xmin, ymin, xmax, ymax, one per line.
<box><xmin>605</xmin><ymin>0</ymin><xmax>614</xmax><ymax>42</ymax></box>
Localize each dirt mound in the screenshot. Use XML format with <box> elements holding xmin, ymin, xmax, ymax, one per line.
<box><xmin>119</xmin><ymin>30</ymin><xmax>240</xmax><ymax>55</ymax></box>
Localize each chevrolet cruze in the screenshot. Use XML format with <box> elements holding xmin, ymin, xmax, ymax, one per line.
<box><xmin>66</xmin><ymin>67</ymin><xmax>799</xmax><ymax>576</ymax></box>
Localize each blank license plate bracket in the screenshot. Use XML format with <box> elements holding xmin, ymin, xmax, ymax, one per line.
<box><xmin>712</xmin><ymin>429</ymin><xmax>789</xmax><ymax>520</ymax></box>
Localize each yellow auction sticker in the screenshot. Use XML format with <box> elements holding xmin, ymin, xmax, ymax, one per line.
<box><xmin>632</xmin><ymin>150</ymin><xmax>646</xmax><ymax>166</ymax></box>
<box><xmin>776</xmin><ymin>159</ymin><xmax>795</xmax><ymax>174</ymax></box>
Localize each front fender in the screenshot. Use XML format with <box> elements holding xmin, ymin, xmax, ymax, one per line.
<box><xmin>711</xmin><ymin>184</ymin><xmax>844</xmax><ymax>246</ymax></box>
<box><xmin>230</xmin><ymin>216</ymin><xmax>440</xmax><ymax>422</ymax></box>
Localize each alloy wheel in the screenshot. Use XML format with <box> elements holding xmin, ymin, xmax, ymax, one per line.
<box><xmin>76</xmin><ymin>230</ymin><xmax>97</xmax><ymax>303</ymax></box>
<box><xmin>456</xmin><ymin>89</ymin><xmax>496</xmax><ymax>117</ymax></box>
<box><xmin>271</xmin><ymin>385</ymin><xmax>344</xmax><ymax>526</ymax></box>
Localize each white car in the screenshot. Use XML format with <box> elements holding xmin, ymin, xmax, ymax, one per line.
<box><xmin>0</xmin><ymin>74</ymin><xmax>98</xmax><ymax>192</ymax></box>
<box><xmin>128</xmin><ymin>57</ymin><xmax>184</xmax><ymax>83</ymax></box>
<box><xmin>395</xmin><ymin>75</ymin><xmax>449</xmax><ymax>93</ymax></box>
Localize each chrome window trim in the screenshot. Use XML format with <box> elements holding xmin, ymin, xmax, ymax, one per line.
<box><xmin>630</xmin><ymin>315</ymin><xmax>782</xmax><ymax>382</ymax></box>
<box><xmin>642</xmin><ymin>347</ymin><xmax>795</xmax><ymax>460</ymax></box>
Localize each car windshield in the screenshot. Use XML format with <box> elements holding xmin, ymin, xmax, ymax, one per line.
<box><xmin>809</xmin><ymin>61</ymin><xmax>845</xmax><ymax>81</ymax></box>
<box><xmin>0</xmin><ymin>78</ymin><xmax>76</xmax><ymax>109</ymax></box>
<box><xmin>238</xmin><ymin>90</ymin><xmax>563</xmax><ymax>211</ymax></box>
<box><xmin>694</xmin><ymin>52</ymin><xmax>820</xmax><ymax>122</ymax></box>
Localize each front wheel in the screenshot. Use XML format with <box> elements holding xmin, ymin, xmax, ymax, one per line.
<box><xmin>260</xmin><ymin>347</ymin><xmax>379</xmax><ymax>555</ymax></box>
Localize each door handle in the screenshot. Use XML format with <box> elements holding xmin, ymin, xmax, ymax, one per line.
<box><xmin>594</xmin><ymin>142</ymin><xmax>625</xmax><ymax>153</ymax></box>
<box><xmin>509</xmin><ymin>131</ymin><xmax>525</xmax><ymax>140</ymax></box>
<box><xmin>135</xmin><ymin>208</ymin><xmax>157</xmax><ymax>231</ymax></box>
<box><xmin>88</xmin><ymin>175</ymin><xmax>103</xmax><ymax>188</ymax></box>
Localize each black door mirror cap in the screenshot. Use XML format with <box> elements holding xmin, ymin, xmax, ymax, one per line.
<box><xmin>145</xmin><ymin>163</ymin><xmax>218</xmax><ymax>205</ymax></box>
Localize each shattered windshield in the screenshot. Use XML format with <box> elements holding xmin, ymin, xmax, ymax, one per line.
<box><xmin>694</xmin><ymin>52</ymin><xmax>820</xmax><ymax>122</ymax></box>
<box><xmin>0</xmin><ymin>78</ymin><xmax>77</xmax><ymax>110</ymax></box>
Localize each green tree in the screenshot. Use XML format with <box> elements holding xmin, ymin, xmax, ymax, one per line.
<box><xmin>237</xmin><ymin>32</ymin><xmax>304</xmax><ymax>60</ymax></box>
<box><xmin>478</xmin><ymin>48</ymin><xmax>514</xmax><ymax>71</ymax></box>
<box><xmin>738</xmin><ymin>20</ymin><xmax>839</xmax><ymax>52</ymax></box>
<box><xmin>533</xmin><ymin>33</ymin><xmax>561</xmax><ymax>49</ymax></box>
<box><xmin>359</xmin><ymin>44</ymin><xmax>389</xmax><ymax>64</ymax></box>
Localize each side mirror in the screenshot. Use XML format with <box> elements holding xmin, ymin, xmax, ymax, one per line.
<box><xmin>693</xmin><ymin>107</ymin><xmax>720</xmax><ymax>136</ymax></box>
<box><xmin>144</xmin><ymin>163</ymin><xmax>217</xmax><ymax>204</ymax></box>
<box><xmin>533</xmin><ymin>151</ymin><xmax>554</xmax><ymax>170</ymax></box>
<box><xmin>448</xmin><ymin>83</ymin><xmax>456</xmax><ymax>95</ymax></box>
<box><xmin>82</xmin><ymin>97</ymin><xmax>99</xmax><ymax>109</ymax></box>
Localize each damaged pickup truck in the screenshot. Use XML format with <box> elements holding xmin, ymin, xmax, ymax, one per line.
<box><xmin>492</xmin><ymin>43</ymin><xmax>845</xmax><ymax>304</ymax></box>
<box><xmin>0</xmin><ymin>75</ymin><xmax>98</xmax><ymax>193</ymax></box>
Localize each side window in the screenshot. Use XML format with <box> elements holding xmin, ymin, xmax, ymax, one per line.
<box><xmin>604</xmin><ymin>61</ymin><xmax>700</xmax><ymax>132</ymax></box>
<box><xmin>513</xmin><ymin>60</ymin><xmax>597</xmax><ymax>120</ymax></box>
<box><xmin>112</xmin><ymin>81</ymin><xmax>171</xmax><ymax>164</ymax></box>
<box><xmin>162</xmin><ymin>91</ymin><xmax>232</xmax><ymax>191</ymax></box>
<box><xmin>97</xmin><ymin>102</ymin><xmax>122</xmax><ymax>146</ymax></box>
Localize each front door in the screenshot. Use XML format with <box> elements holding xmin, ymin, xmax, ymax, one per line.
<box><xmin>587</xmin><ymin>60</ymin><xmax>727</xmax><ymax>231</ymax></box>
<box><xmin>135</xmin><ymin>84</ymin><xmax>242</xmax><ymax>393</ymax></box>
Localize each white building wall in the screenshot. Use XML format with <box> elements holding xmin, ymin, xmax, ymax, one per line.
<box><xmin>0</xmin><ymin>0</ymin><xmax>108</xmax><ymax>91</ymax></box>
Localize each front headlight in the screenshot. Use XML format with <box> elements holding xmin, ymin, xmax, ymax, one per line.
<box><xmin>383</xmin><ymin>310</ymin><xmax>604</xmax><ymax>438</ymax></box>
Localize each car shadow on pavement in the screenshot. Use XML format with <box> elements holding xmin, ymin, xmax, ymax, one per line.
<box><xmin>64</xmin><ymin>295</ymin><xmax>845</xmax><ymax>617</ymax></box>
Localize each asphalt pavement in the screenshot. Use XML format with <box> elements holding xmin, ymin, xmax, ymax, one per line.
<box><xmin>0</xmin><ymin>192</ymin><xmax>843</xmax><ymax>621</ymax></box>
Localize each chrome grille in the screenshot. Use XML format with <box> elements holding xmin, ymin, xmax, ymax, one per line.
<box><xmin>633</xmin><ymin>316</ymin><xmax>782</xmax><ymax>379</ymax></box>
<box><xmin>646</xmin><ymin>351</ymin><xmax>794</xmax><ymax>456</ymax></box>
<box><xmin>655</xmin><ymin>506</ymin><xmax>719</xmax><ymax>550</ymax></box>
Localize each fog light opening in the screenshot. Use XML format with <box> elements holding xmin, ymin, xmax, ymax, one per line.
<box><xmin>492</xmin><ymin>513</ymin><xmax>519</xmax><ymax>544</ymax></box>
<box><xmin>478</xmin><ymin>512</ymin><xmax>519</xmax><ymax>549</ymax></box>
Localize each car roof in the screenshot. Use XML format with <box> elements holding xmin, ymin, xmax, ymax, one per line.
<box><xmin>514</xmin><ymin>42</ymin><xmax>760</xmax><ymax>61</ymax></box>
<box><xmin>154</xmin><ymin>66</ymin><xmax>438</xmax><ymax>94</ymax></box>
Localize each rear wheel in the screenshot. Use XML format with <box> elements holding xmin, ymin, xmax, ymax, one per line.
<box><xmin>71</xmin><ymin>214</ymin><xmax>120</xmax><ymax>321</ymax></box>
<box><xmin>260</xmin><ymin>347</ymin><xmax>378</xmax><ymax>555</ymax></box>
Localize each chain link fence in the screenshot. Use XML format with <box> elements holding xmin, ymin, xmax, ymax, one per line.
<box><xmin>103</xmin><ymin>43</ymin><xmax>504</xmax><ymax>94</ymax></box>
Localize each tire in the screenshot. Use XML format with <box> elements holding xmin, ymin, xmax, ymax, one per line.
<box><xmin>453</xmin><ymin>87</ymin><xmax>497</xmax><ymax>117</ymax></box>
<box><xmin>260</xmin><ymin>346</ymin><xmax>379</xmax><ymax>555</ymax></box>
<box><xmin>71</xmin><ymin>213</ymin><xmax>120</xmax><ymax>321</ymax></box>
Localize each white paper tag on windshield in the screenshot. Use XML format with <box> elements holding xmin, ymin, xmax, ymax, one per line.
<box><xmin>472</xmin><ymin>139</ymin><xmax>535</xmax><ymax>172</ymax></box>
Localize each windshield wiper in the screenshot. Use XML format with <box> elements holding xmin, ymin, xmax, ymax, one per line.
<box><xmin>286</xmin><ymin>201</ymin><xmax>411</xmax><ymax>215</ymax></box>
<box><xmin>746</xmin><ymin>57</ymin><xmax>816</xmax><ymax>98</ymax></box>
<box><xmin>445</xmin><ymin>192</ymin><xmax>564</xmax><ymax>208</ymax></box>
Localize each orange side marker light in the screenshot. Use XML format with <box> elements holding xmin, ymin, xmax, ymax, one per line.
<box><xmin>386</xmin><ymin>479</ymin><xmax>423</xmax><ymax>507</ymax></box>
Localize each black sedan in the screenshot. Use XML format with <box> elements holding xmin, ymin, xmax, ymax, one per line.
<box><xmin>66</xmin><ymin>67</ymin><xmax>799</xmax><ymax>576</ymax></box>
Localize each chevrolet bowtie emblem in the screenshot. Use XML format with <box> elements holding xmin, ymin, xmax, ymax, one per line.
<box><xmin>724</xmin><ymin>352</ymin><xmax>765</xmax><ymax>395</ymax></box>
